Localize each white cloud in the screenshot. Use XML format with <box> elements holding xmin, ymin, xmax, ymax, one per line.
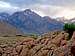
<box><xmin>55</xmin><ymin>9</ymin><xmax>75</xmax><ymax>19</ymax></box>
<box><xmin>28</xmin><ymin>4</ymin><xmax>75</xmax><ymax>19</ymax></box>
<box><xmin>0</xmin><ymin>1</ymin><xmax>21</xmax><ymax>13</ymax></box>
<box><xmin>0</xmin><ymin>1</ymin><xmax>75</xmax><ymax>19</ymax></box>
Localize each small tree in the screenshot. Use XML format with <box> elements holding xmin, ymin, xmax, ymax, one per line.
<box><xmin>64</xmin><ymin>23</ymin><xmax>75</xmax><ymax>40</ymax></box>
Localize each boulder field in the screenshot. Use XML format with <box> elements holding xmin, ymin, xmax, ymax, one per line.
<box><xmin>0</xmin><ymin>31</ymin><xmax>75</xmax><ymax>56</ymax></box>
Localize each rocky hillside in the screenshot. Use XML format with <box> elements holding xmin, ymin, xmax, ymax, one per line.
<box><xmin>0</xmin><ymin>20</ymin><xmax>24</xmax><ymax>36</ymax></box>
<box><xmin>0</xmin><ymin>31</ymin><xmax>75</xmax><ymax>56</ymax></box>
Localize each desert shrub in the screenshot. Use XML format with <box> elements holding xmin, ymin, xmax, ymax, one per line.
<box><xmin>29</xmin><ymin>33</ymin><xmax>38</xmax><ymax>39</ymax></box>
<box><xmin>64</xmin><ymin>23</ymin><xmax>75</xmax><ymax>40</ymax></box>
<box><xmin>3</xmin><ymin>35</ymin><xmax>10</xmax><ymax>37</ymax></box>
<box><xmin>16</xmin><ymin>34</ymin><xmax>23</xmax><ymax>37</ymax></box>
<box><xmin>16</xmin><ymin>34</ymin><xmax>27</xmax><ymax>37</ymax></box>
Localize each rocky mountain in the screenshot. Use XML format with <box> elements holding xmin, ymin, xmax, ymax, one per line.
<box><xmin>56</xmin><ymin>17</ymin><xmax>75</xmax><ymax>23</ymax></box>
<box><xmin>67</xmin><ymin>18</ymin><xmax>75</xmax><ymax>23</ymax></box>
<box><xmin>0</xmin><ymin>9</ymin><xmax>64</xmax><ymax>34</ymax></box>
<box><xmin>56</xmin><ymin>17</ymin><xmax>68</xmax><ymax>23</ymax></box>
<box><xmin>7</xmin><ymin>9</ymin><xmax>64</xmax><ymax>34</ymax></box>
<box><xmin>0</xmin><ymin>13</ymin><xmax>9</xmax><ymax>20</ymax></box>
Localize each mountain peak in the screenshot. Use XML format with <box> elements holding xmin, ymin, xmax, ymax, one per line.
<box><xmin>23</xmin><ymin>9</ymin><xmax>41</xmax><ymax>17</ymax></box>
<box><xmin>43</xmin><ymin>16</ymin><xmax>51</xmax><ymax>19</ymax></box>
<box><xmin>23</xmin><ymin>9</ymin><xmax>34</xmax><ymax>15</ymax></box>
<box><xmin>24</xmin><ymin>9</ymin><xmax>32</xmax><ymax>13</ymax></box>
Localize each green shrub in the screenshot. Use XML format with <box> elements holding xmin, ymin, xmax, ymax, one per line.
<box><xmin>29</xmin><ymin>33</ymin><xmax>38</xmax><ymax>39</ymax></box>
<box><xmin>63</xmin><ymin>23</ymin><xmax>75</xmax><ymax>40</ymax></box>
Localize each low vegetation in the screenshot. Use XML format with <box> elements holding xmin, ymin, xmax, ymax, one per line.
<box><xmin>64</xmin><ymin>23</ymin><xmax>75</xmax><ymax>40</ymax></box>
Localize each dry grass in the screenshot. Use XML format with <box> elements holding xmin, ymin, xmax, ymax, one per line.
<box><xmin>0</xmin><ymin>36</ymin><xmax>27</xmax><ymax>45</ymax></box>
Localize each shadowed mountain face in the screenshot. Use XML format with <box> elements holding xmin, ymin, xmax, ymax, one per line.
<box><xmin>0</xmin><ymin>9</ymin><xmax>64</xmax><ymax>34</ymax></box>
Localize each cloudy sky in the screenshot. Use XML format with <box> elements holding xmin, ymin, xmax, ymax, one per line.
<box><xmin>0</xmin><ymin>0</ymin><xmax>75</xmax><ymax>19</ymax></box>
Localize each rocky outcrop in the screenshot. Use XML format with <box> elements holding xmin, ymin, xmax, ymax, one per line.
<box><xmin>0</xmin><ymin>31</ymin><xmax>75</xmax><ymax>56</ymax></box>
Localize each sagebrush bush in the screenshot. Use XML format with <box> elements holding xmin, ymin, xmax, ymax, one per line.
<box><xmin>29</xmin><ymin>33</ymin><xmax>38</xmax><ymax>39</ymax></box>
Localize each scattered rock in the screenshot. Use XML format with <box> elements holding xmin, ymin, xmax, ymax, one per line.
<box><xmin>0</xmin><ymin>31</ymin><xmax>75</xmax><ymax>56</ymax></box>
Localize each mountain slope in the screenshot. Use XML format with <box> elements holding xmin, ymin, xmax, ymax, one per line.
<box><xmin>0</xmin><ymin>13</ymin><xmax>9</xmax><ymax>20</ymax></box>
<box><xmin>7</xmin><ymin>9</ymin><xmax>64</xmax><ymax>34</ymax></box>
<box><xmin>0</xmin><ymin>20</ymin><xmax>23</xmax><ymax>36</ymax></box>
